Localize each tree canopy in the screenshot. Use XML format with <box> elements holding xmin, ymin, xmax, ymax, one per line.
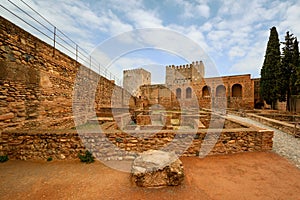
<box><xmin>260</xmin><ymin>27</ymin><xmax>300</xmax><ymax>111</ymax></box>
<box><xmin>260</xmin><ymin>27</ymin><xmax>281</xmax><ymax>109</ymax></box>
<box><xmin>279</xmin><ymin>32</ymin><xmax>300</xmax><ymax>111</ymax></box>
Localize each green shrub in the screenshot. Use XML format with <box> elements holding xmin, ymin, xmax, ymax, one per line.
<box><xmin>78</xmin><ymin>150</ymin><xmax>94</xmax><ymax>164</ymax></box>
<box><xmin>0</xmin><ymin>155</ymin><xmax>9</xmax><ymax>163</ymax></box>
<box><xmin>47</xmin><ymin>157</ymin><xmax>53</xmax><ymax>162</ymax></box>
<box><xmin>194</xmin><ymin>133</ymin><xmax>200</xmax><ymax>139</ymax></box>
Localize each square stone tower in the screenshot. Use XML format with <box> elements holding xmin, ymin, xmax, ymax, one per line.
<box><xmin>123</xmin><ymin>68</ymin><xmax>151</xmax><ymax>97</ymax></box>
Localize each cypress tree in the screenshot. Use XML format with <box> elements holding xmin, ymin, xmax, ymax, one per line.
<box><xmin>279</xmin><ymin>31</ymin><xmax>296</xmax><ymax>111</ymax></box>
<box><xmin>291</xmin><ymin>38</ymin><xmax>300</xmax><ymax>96</ymax></box>
<box><xmin>260</xmin><ymin>27</ymin><xmax>281</xmax><ymax>109</ymax></box>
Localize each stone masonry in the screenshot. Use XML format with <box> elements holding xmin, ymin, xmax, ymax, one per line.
<box><xmin>0</xmin><ymin>16</ymin><xmax>133</xmax><ymax>132</ymax></box>
<box><xmin>130</xmin><ymin>63</ymin><xmax>256</xmax><ymax>110</ymax></box>
<box><xmin>0</xmin><ymin>128</ymin><xmax>273</xmax><ymax>160</ymax></box>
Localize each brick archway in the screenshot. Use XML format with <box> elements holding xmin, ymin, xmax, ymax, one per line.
<box><xmin>216</xmin><ymin>85</ymin><xmax>226</xmax><ymax>97</ymax></box>
<box><xmin>202</xmin><ymin>85</ymin><xmax>211</xmax><ymax>97</ymax></box>
<box><xmin>232</xmin><ymin>84</ymin><xmax>242</xmax><ymax>97</ymax></box>
<box><xmin>176</xmin><ymin>88</ymin><xmax>181</xmax><ymax>99</ymax></box>
<box><xmin>186</xmin><ymin>87</ymin><xmax>192</xmax><ymax>98</ymax></box>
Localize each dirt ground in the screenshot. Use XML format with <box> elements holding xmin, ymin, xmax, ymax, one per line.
<box><xmin>0</xmin><ymin>152</ymin><xmax>300</xmax><ymax>200</ymax></box>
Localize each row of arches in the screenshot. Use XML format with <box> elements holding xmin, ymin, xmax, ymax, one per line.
<box><xmin>176</xmin><ymin>87</ymin><xmax>192</xmax><ymax>99</ymax></box>
<box><xmin>202</xmin><ymin>84</ymin><xmax>242</xmax><ymax>97</ymax></box>
<box><xmin>175</xmin><ymin>84</ymin><xmax>243</xmax><ymax>99</ymax></box>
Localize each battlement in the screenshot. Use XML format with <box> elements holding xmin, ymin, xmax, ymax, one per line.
<box><xmin>165</xmin><ymin>61</ymin><xmax>205</xmax><ymax>85</ymax></box>
<box><xmin>166</xmin><ymin>61</ymin><xmax>204</xmax><ymax>69</ymax></box>
<box><xmin>122</xmin><ymin>61</ymin><xmax>205</xmax><ymax>93</ymax></box>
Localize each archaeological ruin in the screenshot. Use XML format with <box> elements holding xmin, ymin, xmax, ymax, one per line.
<box><xmin>124</xmin><ymin>61</ymin><xmax>259</xmax><ymax>110</ymax></box>
<box><xmin>0</xmin><ymin>16</ymin><xmax>279</xmax><ymax>163</ymax></box>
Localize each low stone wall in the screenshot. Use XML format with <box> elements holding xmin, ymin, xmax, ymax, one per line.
<box><xmin>0</xmin><ymin>128</ymin><xmax>273</xmax><ymax>160</ymax></box>
<box><xmin>114</xmin><ymin>113</ymin><xmax>131</xmax><ymax>129</ymax></box>
<box><xmin>247</xmin><ymin>113</ymin><xmax>299</xmax><ymax>136</ymax></box>
<box><xmin>136</xmin><ymin>114</ymin><xmax>151</xmax><ymax>125</ymax></box>
<box><xmin>257</xmin><ymin>113</ymin><xmax>300</xmax><ymax>122</ymax></box>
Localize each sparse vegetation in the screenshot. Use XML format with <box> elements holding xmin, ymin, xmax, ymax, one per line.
<box><xmin>78</xmin><ymin>150</ymin><xmax>95</xmax><ymax>164</ymax></box>
<box><xmin>0</xmin><ymin>155</ymin><xmax>9</xmax><ymax>163</ymax></box>
<box><xmin>47</xmin><ymin>157</ymin><xmax>53</xmax><ymax>162</ymax></box>
<box><xmin>73</xmin><ymin>123</ymin><xmax>99</xmax><ymax>130</ymax></box>
<box><xmin>194</xmin><ymin>133</ymin><xmax>200</xmax><ymax>139</ymax></box>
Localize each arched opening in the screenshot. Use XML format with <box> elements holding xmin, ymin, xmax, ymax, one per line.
<box><xmin>202</xmin><ymin>86</ymin><xmax>211</xmax><ymax>97</ymax></box>
<box><xmin>176</xmin><ymin>88</ymin><xmax>181</xmax><ymax>99</ymax></box>
<box><xmin>255</xmin><ymin>101</ymin><xmax>264</xmax><ymax>109</ymax></box>
<box><xmin>232</xmin><ymin>84</ymin><xmax>242</xmax><ymax>97</ymax></box>
<box><xmin>186</xmin><ymin>87</ymin><xmax>192</xmax><ymax>98</ymax></box>
<box><xmin>216</xmin><ymin>85</ymin><xmax>226</xmax><ymax>97</ymax></box>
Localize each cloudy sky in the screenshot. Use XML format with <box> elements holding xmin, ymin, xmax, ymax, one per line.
<box><xmin>1</xmin><ymin>0</ymin><xmax>300</xmax><ymax>84</ymax></box>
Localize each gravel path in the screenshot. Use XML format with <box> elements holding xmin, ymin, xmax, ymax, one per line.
<box><xmin>228</xmin><ymin>114</ymin><xmax>300</xmax><ymax>169</ymax></box>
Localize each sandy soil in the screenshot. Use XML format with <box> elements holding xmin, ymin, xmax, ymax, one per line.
<box><xmin>0</xmin><ymin>152</ymin><xmax>300</xmax><ymax>200</ymax></box>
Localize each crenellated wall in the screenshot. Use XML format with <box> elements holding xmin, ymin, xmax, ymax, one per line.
<box><xmin>165</xmin><ymin>61</ymin><xmax>205</xmax><ymax>85</ymax></box>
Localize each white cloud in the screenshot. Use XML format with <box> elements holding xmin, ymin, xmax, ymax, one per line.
<box><xmin>228</xmin><ymin>41</ymin><xmax>266</xmax><ymax>77</ymax></box>
<box><xmin>104</xmin><ymin>10</ymin><xmax>133</xmax><ymax>35</ymax></box>
<box><xmin>126</xmin><ymin>9</ymin><xmax>163</xmax><ymax>28</ymax></box>
<box><xmin>97</xmin><ymin>0</ymin><xmax>163</xmax><ymax>29</ymax></box>
<box><xmin>166</xmin><ymin>24</ymin><xmax>209</xmax><ymax>52</ymax></box>
<box><xmin>228</xmin><ymin>46</ymin><xmax>245</xmax><ymax>59</ymax></box>
<box><xmin>201</xmin><ymin>0</ymin><xmax>297</xmax><ymax>75</ymax></box>
<box><xmin>173</xmin><ymin>0</ymin><xmax>210</xmax><ymax>19</ymax></box>
<box><xmin>195</xmin><ymin>4</ymin><xmax>210</xmax><ymax>18</ymax></box>
<box><xmin>2</xmin><ymin>0</ymin><xmax>300</xmax><ymax>80</ymax></box>
<box><xmin>279</xmin><ymin>2</ymin><xmax>300</xmax><ymax>39</ymax></box>
<box><xmin>200</xmin><ymin>22</ymin><xmax>212</xmax><ymax>32</ymax></box>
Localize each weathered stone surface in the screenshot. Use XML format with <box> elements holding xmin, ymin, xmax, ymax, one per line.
<box><xmin>0</xmin><ymin>128</ymin><xmax>274</xmax><ymax>160</ymax></box>
<box><xmin>131</xmin><ymin>150</ymin><xmax>184</xmax><ymax>187</ymax></box>
<box><xmin>0</xmin><ymin>112</ymin><xmax>14</xmax><ymax>121</ymax></box>
<box><xmin>0</xmin><ymin>17</ymin><xmax>134</xmax><ymax>131</ymax></box>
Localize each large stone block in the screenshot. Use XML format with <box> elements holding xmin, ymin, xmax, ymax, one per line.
<box><xmin>131</xmin><ymin>150</ymin><xmax>184</xmax><ymax>187</ymax></box>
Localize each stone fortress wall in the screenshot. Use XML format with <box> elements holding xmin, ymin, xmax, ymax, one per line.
<box><xmin>132</xmin><ymin>62</ymin><xmax>257</xmax><ymax>110</ymax></box>
<box><xmin>0</xmin><ymin>16</ymin><xmax>132</xmax><ymax>132</ymax></box>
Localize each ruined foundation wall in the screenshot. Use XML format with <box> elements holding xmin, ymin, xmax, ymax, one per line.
<box><xmin>0</xmin><ymin>129</ymin><xmax>273</xmax><ymax>160</ymax></box>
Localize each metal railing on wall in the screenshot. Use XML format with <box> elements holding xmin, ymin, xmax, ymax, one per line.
<box><xmin>0</xmin><ymin>0</ymin><xmax>121</xmax><ymax>86</ymax></box>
